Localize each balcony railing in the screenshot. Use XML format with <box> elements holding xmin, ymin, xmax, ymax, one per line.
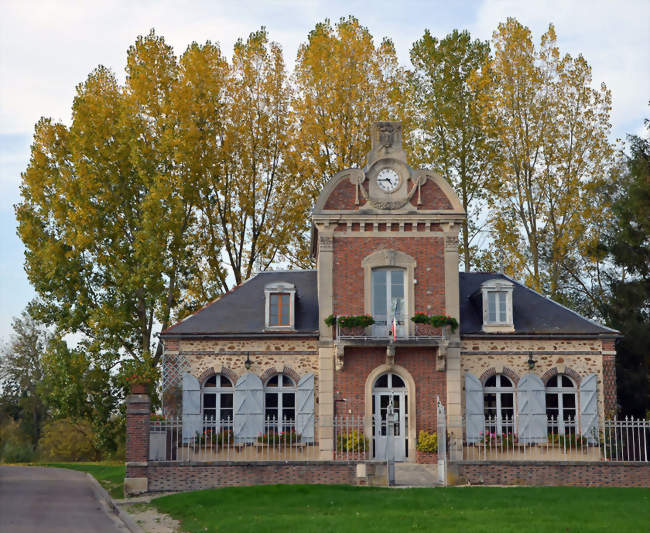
<box><xmin>335</xmin><ymin>318</ymin><xmax>447</xmax><ymax>343</ymax></box>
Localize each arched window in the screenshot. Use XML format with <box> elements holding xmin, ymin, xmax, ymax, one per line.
<box><xmin>264</xmin><ymin>374</ymin><xmax>296</xmax><ymax>433</ymax></box>
<box><xmin>546</xmin><ymin>375</ymin><xmax>577</xmax><ymax>434</ymax></box>
<box><xmin>483</xmin><ymin>374</ymin><xmax>515</xmax><ymax>434</ymax></box>
<box><xmin>202</xmin><ymin>374</ymin><xmax>234</xmax><ymax>423</ymax></box>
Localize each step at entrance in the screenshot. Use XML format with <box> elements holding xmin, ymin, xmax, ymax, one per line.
<box><xmin>394</xmin><ymin>463</ymin><xmax>440</xmax><ymax>486</ymax></box>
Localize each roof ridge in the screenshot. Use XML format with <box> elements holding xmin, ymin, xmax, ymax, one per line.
<box><xmin>500</xmin><ymin>273</ymin><xmax>619</xmax><ymax>334</ymax></box>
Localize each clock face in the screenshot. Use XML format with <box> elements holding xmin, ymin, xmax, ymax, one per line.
<box><xmin>377</xmin><ymin>168</ymin><xmax>400</xmax><ymax>192</ymax></box>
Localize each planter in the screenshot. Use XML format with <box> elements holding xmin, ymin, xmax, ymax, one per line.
<box><xmin>130</xmin><ymin>383</ymin><xmax>148</xmax><ymax>394</ymax></box>
<box><xmin>415</xmin><ymin>324</ymin><xmax>442</xmax><ymax>337</ymax></box>
<box><xmin>340</xmin><ymin>326</ymin><xmax>366</xmax><ymax>337</ymax></box>
<box><xmin>416</xmin><ymin>450</ymin><xmax>438</xmax><ymax>464</ymax></box>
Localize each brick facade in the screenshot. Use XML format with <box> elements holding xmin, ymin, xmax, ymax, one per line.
<box><xmin>454</xmin><ymin>461</ymin><xmax>650</xmax><ymax>488</ymax></box>
<box><xmin>335</xmin><ymin>347</ymin><xmax>445</xmax><ymax>436</ymax></box>
<box><xmin>332</xmin><ymin>236</ymin><xmax>445</xmax><ymax>317</ymax></box>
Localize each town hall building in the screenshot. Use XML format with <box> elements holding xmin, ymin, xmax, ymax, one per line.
<box><xmin>159</xmin><ymin>122</ymin><xmax>618</xmax><ymax>463</ymax></box>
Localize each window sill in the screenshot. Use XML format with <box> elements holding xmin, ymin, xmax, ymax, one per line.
<box><xmin>481</xmin><ymin>324</ymin><xmax>515</xmax><ymax>333</ymax></box>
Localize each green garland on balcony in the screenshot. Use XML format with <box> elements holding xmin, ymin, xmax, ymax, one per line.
<box><xmin>324</xmin><ymin>314</ymin><xmax>375</xmax><ymax>328</ymax></box>
<box><xmin>410</xmin><ymin>312</ymin><xmax>459</xmax><ymax>332</ymax></box>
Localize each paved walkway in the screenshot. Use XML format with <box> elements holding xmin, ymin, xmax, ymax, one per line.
<box><xmin>0</xmin><ymin>465</ymin><xmax>128</xmax><ymax>533</ymax></box>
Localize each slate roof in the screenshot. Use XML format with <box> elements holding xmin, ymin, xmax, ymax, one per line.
<box><xmin>162</xmin><ymin>269</ymin><xmax>616</xmax><ymax>338</ymax></box>
<box><xmin>459</xmin><ymin>272</ymin><xmax>617</xmax><ymax>336</ymax></box>
<box><xmin>162</xmin><ymin>271</ymin><xmax>319</xmax><ymax>337</ymax></box>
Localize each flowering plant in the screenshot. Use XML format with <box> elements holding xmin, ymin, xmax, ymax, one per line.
<box><xmin>548</xmin><ymin>432</ymin><xmax>588</xmax><ymax>448</ymax></box>
<box><xmin>410</xmin><ymin>313</ymin><xmax>459</xmax><ymax>332</ymax></box>
<box><xmin>336</xmin><ymin>430</ymin><xmax>368</xmax><ymax>452</ymax></box>
<box><xmin>150</xmin><ymin>413</ymin><xmax>166</xmax><ymax>421</ymax></box>
<box><xmin>197</xmin><ymin>428</ymin><xmax>234</xmax><ymax>447</ymax></box>
<box><xmin>325</xmin><ymin>314</ymin><xmax>376</xmax><ymax>328</ymax></box>
<box><xmin>257</xmin><ymin>429</ymin><xmax>302</xmax><ymax>445</ymax></box>
<box><xmin>482</xmin><ymin>432</ymin><xmax>517</xmax><ymax>447</ymax></box>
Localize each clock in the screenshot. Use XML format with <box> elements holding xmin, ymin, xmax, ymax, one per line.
<box><xmin>377</xmin><ymin>168</ymin><xmax>400</xmax><ymax>193</ymax></box>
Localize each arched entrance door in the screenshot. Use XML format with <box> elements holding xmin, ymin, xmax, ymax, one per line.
<box><xmin>372</xmin><ymin>372</ymin><xmax>408</xmax><ymax>461</ymax></box>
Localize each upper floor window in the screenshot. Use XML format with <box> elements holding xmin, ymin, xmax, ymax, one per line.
<box><xmin>480</xmin><ymin>279</ymin><xmax>514</xmax><ymax>333</ymax></box>
<box><xmin>264</xmin><ymin>282</ymin><xmax>296</xmax><ymax>330</ymax></box>
<box><xmin>371</xmin><ymin>268</ymin><xmax>406</xmax><ymax>337</ymax></box>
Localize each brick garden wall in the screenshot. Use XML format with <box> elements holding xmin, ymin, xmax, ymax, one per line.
<box><xmin>454</xmin><ymin>461</ymin><xmax>650</xmax><ymax>488</ymax></box>
<box><xmin>144</xmin><ymin>461</ymin><xmax>359</xmax><ymax>492</ymax></box>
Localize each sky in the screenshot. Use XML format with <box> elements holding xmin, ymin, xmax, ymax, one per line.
<box><xmin>1</xmin><ymin>0</ymin><xmax>649</xmax><ymax>340</ymax></box>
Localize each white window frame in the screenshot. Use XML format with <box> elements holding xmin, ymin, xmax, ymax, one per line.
<box><xmin>201</xmin><ymin>374</ymin><xmax>234</xmax><ymax>424</ymax></box>
<box><xmin>483</xmin><ymin>374</ymin><xmax>515</xmax><ymax>434</ymax></box>
<box><xmin>264</xmin><ymin>282</ymin><xmax>296</xmax><ymax>330</ymax></box>
<box><xmin>264</xmin><ymin>374</ymin><xmax>297</xmax><ymax>433</ymax></box>
<box><xmin>546</xmin><ymin>375</ymin><xmax>578</xmax><ymax>435</ymax></box>
<box><xmin>480</xmin><ymin>279</ymin><xmax>514</xmax><ymax>332</ymax></box>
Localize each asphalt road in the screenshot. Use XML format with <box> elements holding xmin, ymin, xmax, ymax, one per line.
<box><xmin>0</xmin><ymin>465</ymin><xmax>128</xmax><ymax>533</ymax></box>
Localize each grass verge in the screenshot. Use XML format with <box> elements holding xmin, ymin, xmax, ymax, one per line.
<box><xmin>151</xmin><ymin>484</ymin><xmax>650</xmax><ymax>533</ymax></box>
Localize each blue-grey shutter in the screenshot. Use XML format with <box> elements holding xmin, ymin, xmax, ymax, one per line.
<box><xmin>465</xmin><ymin>373</ymin><xmax>484</xmax><ymax>443</ymax></box>
<box><xmin>234</xmin><ymin>373</ymin><xmax>264</xmax><ymax>443</ymax></box>
<box><xmin>517</xmin><ymin>373</ymin><xmax>547</xmax><ymax>444</ymax></box>
<box><xmin>182</xmin><ymin>373</ymin><xmax>201</xmax><ymax>442</ymax></box>
<box><xmin>296</xmin><ymin>373</ymin><xmax>315</xmax><ymax>443</ymax></box>
<box><xmin>580</xmin><ymin>373</ymin><xmax>599</xmax><ymax>442</ymax></box>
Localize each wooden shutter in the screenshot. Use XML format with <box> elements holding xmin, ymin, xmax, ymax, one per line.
<box><xmin>296</xmin><ymin>373</ymin><xmax>315</xmax><ymax>443</ymax></box>
<box><xmin>517</xmin><ymin>373</ymin><xmax>547</xmax><ymax>444</ymax></box>
<box><xmin>234</xmin><ymin>373</ymin><xmax>264</xmax><ymax>443</ymax></box>
<box><xmin>465</xmin><ymin>373</ymin><xmax>484</xmax><ymax>443</ymax></box>
<box><xmin>580</xmin><ymin>373</ymin><xmax>599</xmax><ymax>442</ymax></box>
<box><xmin>182</xmin><ymin>373</ymin><xmax>202</xmax><ymax>442</ymax></box>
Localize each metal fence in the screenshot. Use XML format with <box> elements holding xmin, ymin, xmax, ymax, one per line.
<box><xmin>149</xmin><ymin>415</ymin><xmax>374</xmax><ymax>462</ymax></box>
<box><xmin>463</xmin><ymin>416</ymin><xmax>649</xmax><ymax>462</ymax></box>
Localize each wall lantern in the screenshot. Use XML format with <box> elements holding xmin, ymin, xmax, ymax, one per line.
<box><xmin>244</xmin><ymin>352</ymin><xmax>252</xmax><ymax>370</ymax></box>
<box><xmin>527</xmin><ymin>351</ymin><xmax>536</xmax><ymax>370</ymax></box>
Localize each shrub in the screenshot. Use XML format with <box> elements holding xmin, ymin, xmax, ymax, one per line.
<box><xmin>38</xmin><ymin>418</ymin><xmax>100</xmax><ymax>461</ymax></box>
<box><xmin>1</xmin><ymin>441</ymin><xmax>36</xmax><ymax>463</ymax></box>
<box><xmin>416</xmin><ymin>430</ymin><xmax>438</xmax><ymax>453</ymax></box>
<box><xmin>0</xmin><ymin>419</ymin><xmax>34</xmax><ymax>463</ymax></box>
<box><xmin>336</xmin><ymin>430</ymin><xmax>369</xmax><ymax>452</ymax></box>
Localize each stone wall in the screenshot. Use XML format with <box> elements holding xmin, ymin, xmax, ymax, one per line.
<box><xmin>460</xmin><ymin>338</ymin><xmax>609</xmax><ymax>420</ymax></box>
<box><xmin>454</xmin><ymin>461</ymin><xmax>650</xmax><ymax>488</ymax></box>
<box><xmin>165</xmin><ymin>337</ymin><xmax>319</xmax><ymax>384</ymax></box>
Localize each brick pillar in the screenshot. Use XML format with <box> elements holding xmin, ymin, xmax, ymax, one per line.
<box><xmin>125</xmin><ymin>392</ymin><xmax>150</xmax><ymax>495</ymax></box>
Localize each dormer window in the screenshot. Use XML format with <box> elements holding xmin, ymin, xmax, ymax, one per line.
<box><xmin>481</xmin><ymin>279</ymin><xmax>514</xmax><ymax>333</ymax></box>
<box><xmin>265</xmin><ymin>282</ymin><xmax>296</xmax><ymax>330</ymax></box>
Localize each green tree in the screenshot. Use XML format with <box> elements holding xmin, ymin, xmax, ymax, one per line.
<box><xmin>477</xmin><ymin>19</ymin><xmax>614</xmax><ymax>299</ymax></box>
<box><xmin>409</xmin><ymin>29</ymin><xmax>493</xmax><ymax>271</ymax></box>
<box><xmin>602</xmin><ymin>123</ymin><xmax>650</xmax><ymax>417</ymax></box>
<box><xmin>0</xmin><ymin>305</ymin><xmax>50</xmax><ymax>446</ymax></box>
<box><xmin>291</xmin><ymin>16</ymin><xmax>408</xmax><ymax>265</ymax></box>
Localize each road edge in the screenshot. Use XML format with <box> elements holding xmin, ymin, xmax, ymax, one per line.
<box><xmin>85</xmin><ymin>472</ymin><xmax>145</xmax><ymax>533</ymax></box>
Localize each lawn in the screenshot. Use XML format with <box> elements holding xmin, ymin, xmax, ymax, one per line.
<box><xmin>151</xmin><ymin>484</ymin><xmax>650</xmax><ymax>533</ymax></box>
<box><xmin>37</xmin><ymin>462</ymin><xmax>125</xmax><ymax>499</ymax></box>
